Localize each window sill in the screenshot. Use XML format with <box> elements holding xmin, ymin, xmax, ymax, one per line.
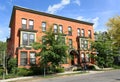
<box><xmin>17</xmin><ymin>46</ymin><xmax>33</xmax><ymax>50</ymax></box>
<box><xmin>19</xmin><ymin>28</ymin><xmax>38</xmax><ymax>32</ymax></box>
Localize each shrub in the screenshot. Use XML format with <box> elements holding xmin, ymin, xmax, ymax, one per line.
<box><xmin>0</xmin><ymin>68</ymin><xmax>3</xmax><ymax>75</ymax></box>
<box><xmin>7</xmin><ymin>58</ymin><xmax>17</xmax><ymax>73</ymax></box>
<box><xmin>17</xmin><ymin>68</ymin><xmax>32</xmax><ymax>76</ymax></box>
<box><xmin>87</xmin><ymin>65</ymin><xmax>95</xmax><ymax>70</ymax></box>
<box><xmin>113</xmin><ymin>65</ymin><xmax>120</xmax><ymax>69</ymax></box>
<box><xmin>55</xmin><ymin>67</ymin><xmax>65</xmax><ymax>73</ymax></box>
<box><xmin>30</xmin><ymin>66</ymin><xmax>43</xmax><ymax>75</ymax></box>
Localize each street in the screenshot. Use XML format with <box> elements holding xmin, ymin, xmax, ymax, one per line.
<box><xmin>19</xmin><ymin>70</ymin><xmax>120</xmax><ymax>82</ymax></box>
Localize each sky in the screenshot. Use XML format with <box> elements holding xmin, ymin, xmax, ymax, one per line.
<box><xmin>0</xmin><ymin>0</ymin><xmax>120</xmax><ymax>41</ymax></box>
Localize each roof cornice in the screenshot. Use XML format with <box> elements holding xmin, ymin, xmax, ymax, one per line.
<box><xmin>9</xmin><ymin>6</ymin><xmax>94</xmax><ymax>27</ymax></box>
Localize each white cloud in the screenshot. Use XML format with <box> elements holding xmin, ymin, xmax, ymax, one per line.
<box><xmin>47</xmin><ymin>0</ymin><xmax>70</xmax><ymax>14</ymax></box>
<box><xmin>92</xmin><ymin>17</ymin><xmax>99</xmax><ymax>29</ymax></box>
<box><xmin>73</xmin><ymin>0</ymin><xmax>80</xmax><ymax>6</ymax></box>
<box><xmin>77</xmin><ymin>16</ymin><xmax>99</xmax><ymax>29</ymax></box>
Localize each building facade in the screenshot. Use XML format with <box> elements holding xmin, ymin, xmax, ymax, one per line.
<box><xmin>7</xmin><ymin>6</ymin><xmax>95</xmax><ymax>68</ymax></box>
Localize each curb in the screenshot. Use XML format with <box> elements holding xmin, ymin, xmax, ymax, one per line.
<box><xmin>0</xmin><ymin>69</ymin><xmax>111</xmax><ymax>82</ymax></box>
<box><xmin>0</xmin><ymin>76</ymin><xmax>33</xmax><ymax>82</ymax></box>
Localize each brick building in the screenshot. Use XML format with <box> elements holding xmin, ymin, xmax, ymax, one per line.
<box><xmin>7</xmin><ymin>6</ymin><xmax>95</xmax><ymax>68</ymax></box>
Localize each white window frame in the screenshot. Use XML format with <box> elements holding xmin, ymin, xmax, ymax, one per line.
<box><xmin>59</xmin><ymin>25</ymin><xmax>63</xmax><ymax>33</ymax></box>
<box><xmin>29</xmin><ymin>20</ymin><xmax>34</xmax><ymax>30</ymax></box>
<box><xmin>77</xmin><ymin>28</ymin><xmax>80</xmax><ymax>36</ymax></box>
<box><xmin>22</xmin><ymin>18</ymin><xmax>27</xmax><ymax>29</ymax></box>
<box><xmin>42</xmin><ymin>22</ymin><xmax>46</xmax><ymax>32</ymax></box>
<box><xmin>30</xmin><ymin>52</ymin><xmax>36</xmax><ymax>64</ymax></box>
<box><xmin>54</xmin><ymin>24</ymin><xmax>58</xmax><ymax>33</ymax></box>
<box><xmin>20</xmin><ymin>31</ymin><xmax>36</xmax><ymax>47</ymax></box>
<box><xmin>20</xmin><ymin>52</ymin><xmax>27</xmax><ymax>66</ymax></box>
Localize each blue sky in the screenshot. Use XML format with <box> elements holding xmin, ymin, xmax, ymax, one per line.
<box><xmin>0</xmin><ymin>0</ymin><xmax>120</xmax><ymax>41</ymax></box>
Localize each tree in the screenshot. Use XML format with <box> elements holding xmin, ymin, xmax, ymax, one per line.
<box><xmin>33</xmin><ymin>27</ymin><xmax>68</xmax><ymax>73</ymax></box>
<box><xmin>0</xmin><ymin>41</ymin><xmax>6</xmax><ymax>65</ymax></box>
<box><xmin>92</xmin><ymin>32</ymin><xmax>115</xmax><ymax>67</ymax></box>
<box><xmin>0</xmin><ymin>41</ymin><xmax>7</xmax><ymax>51</ymax></box>
<box><xmin>106</xmin><ymin>16</ymin><xmax>120</xmax><ymax>47</ymax></box>
<box><xmin>7</xmin><ymin>58</ymin><xmax>17</xmax><ymax>74</ymax></box>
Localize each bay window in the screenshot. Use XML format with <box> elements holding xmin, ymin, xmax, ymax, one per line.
<box><xmin>21</xmin><ymin>31</ymin><xmax>36</xmax><ymax>46</ymax></box>
<box><xmin>80</xmin><ymin>38</ymin><xmax>88</xmax><ymax>50</ymax></box>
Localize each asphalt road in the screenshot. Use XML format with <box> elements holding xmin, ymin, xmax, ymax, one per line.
<box><xmin>17</xmin><ymin>70</ymin><xmax>120</xmax><ymax>82</ymax></box>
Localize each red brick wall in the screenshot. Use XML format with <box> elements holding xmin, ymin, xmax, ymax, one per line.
<box><xmin>8</xmin><ymin>8</ymin><xmax>94</xmax><ymax>67</ymax></box>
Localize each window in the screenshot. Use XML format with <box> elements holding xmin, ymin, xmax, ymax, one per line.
<box><xmin>59</xmin><ymin>25</ymin><xmax>63</xmax><ymax>33</ymax></box>
<box><xmin>80</xmin><ymin>38</ymin><xmax>88</xmax><ymax>50</ymax></box>
<box><xmin>77</xmin><ymin>28</ymin><xmax>80</xmax><ymax>36</ymax></box>
<box><xmin>54</xmin><ymin>24</ymin><xmax>58</xmax><ymax>33</ymax></box>
<box><xmin>22</xmin><ymin>19</ymin><xmax>27</xmax><ymax>29</ymax></box>
<box><xmin>29</xmin><ymin>20</ymin><xmax>34</xmax><ymax>30</ymax></box>
<box><xmin>81</xmin><ymin>38</ymin><xmax>84</xmax><ymax>49</ymax></box>
<box><xmin>22</xmin><ymin>33</ymin><xmax>28</xmax><ymax>45</ymax></box>
<box><xmin>88</xmin><ymin>30</ymin><xmax>92</xmax><ymax>38</ymax></box>
<box><xmin>81</xmin><ymin>29</ymin><xmax>85</xmax><ymax>37</ymax></box>
<box><xmin>30</xmin><ymin>52</ymin><xmax>36</xmax><ymax>64</ymax></box>
<box><xmin>42</xmin><ymin>22</ymin><xmax>46</xmax><ymax>32</ymax></box>
<box><xmin>29</xmin><ymin>34</ymin><xmax>35</xmax><ymax>45</ymax></box>
<box><xmin>20</xmin><ymin>52</ymin><xmax>27</xmax><ymax>66</ymax></box>
<box><xmin>86</xmin><ymin>54</ymin><xmax>90</xmax><ymax>62</ymax></box>
<box><xmin>68</xmin><ymin>26</ymin><xmax>72</xmax><ymax>36</ymax></box>
<box><xmin>84</xmin><ymin>40</ymin><xmax>88</xmax><ymax>50</ymax></box>
<box><xmin>22</xmin><ymin>32</ymin><xmax>35</xmax><ymax>46</ymax></box>
<box><xmin>81</xmin><ymin>53</ymin><xmax>85</xmax><ymax>63</ymax></box>
<box><xmin>69</xmin><ymin>39</ymin><xmax>72</xmax><ymax>48</ymax></box>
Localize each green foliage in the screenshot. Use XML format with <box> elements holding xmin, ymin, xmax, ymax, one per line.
<box><xmin>0</xmin><ymin>41</ymin><xmax>6</xmax><ymax>51</ymax></box>
<box><xmin>106</xmin><ymin>16</ymin><xmax>120</xmax><ymax>47</ymax></box>
<box><xmin>92</xmin><ymin>32</ymin><xmax>116</xmax><ymax>67</ymax></box>
<box><xmin>7</xmin><ymin>58</ymin><xmax>17</xmax><ymax>73</ymax></box>
<box><xmin>17</xmin><ymin>68</ymin><xmax>32</xmax><ymax>76</ymax></box>
<box><xmin>87</xmin><ymin>65</ymin><xmax>95</xmax><ymax>70</ymax></box>
<box><xmin>55</xmin><ymin>67</ymin><xmax>65</xmax><ymax>73</ymax></box>
<box><xmin>113</xmin><ymin>65</ymin><xmax>120</xmax><ymax>69</ymax></box>
<box><xmin>30</xmin><ymin>66</ymin><xmax>43</xmax><ymax>75</ymax></box>
<box><xmin>0</xmin><ymin>41</ymin><xmax>6</xmax><ymax>65</ymax></box>
<box><xmin>0</xmin><ymin>68</ymin><xmax>3</xmax><ymax>75</ymax></box>
<box><xmin>33</xmin><ymin>27</ymin><xmax>68</xmax><ymax>70</ymax></box>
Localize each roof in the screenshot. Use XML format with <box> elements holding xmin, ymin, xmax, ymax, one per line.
<box><xmin>9</xmin><ymin>6</ymin><xmax>94</xmax><ymax>27</ymax></box>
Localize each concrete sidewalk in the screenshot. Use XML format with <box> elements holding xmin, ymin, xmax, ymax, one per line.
<box><xmin>0</xmin><ymin>69</ymin><xmax>112</xmax><ymax>82</ymax></box>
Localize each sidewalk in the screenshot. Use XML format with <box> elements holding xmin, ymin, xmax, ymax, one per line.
<box><xmin>0</xmin><ymin>68</ymin><xmax>112</xmax><ymax>82</ymax></box>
